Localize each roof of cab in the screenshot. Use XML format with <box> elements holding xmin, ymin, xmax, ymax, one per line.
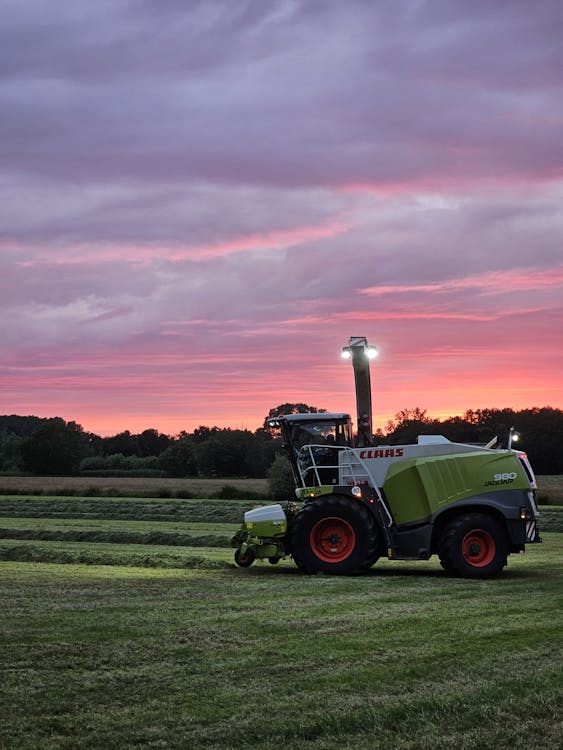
<box><xmin>268</xmin><ymin>412</ymin><xmax>350</xmax><ymax>423</ymax></box>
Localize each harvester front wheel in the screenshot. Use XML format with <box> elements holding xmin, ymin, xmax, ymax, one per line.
<box><xmin>290</xmin><ymin>495</ymin><xmax>379</xmax><ymax>575</ymax></box>
<box><xmin>438</xmin><ymin>512</ymin><xmax>509</xmax><ymax>579</ymax></box>
<box><xmin>234</xmin><ymin>547</ymin><xmax>255</xmax><ymax>568</ymax></box>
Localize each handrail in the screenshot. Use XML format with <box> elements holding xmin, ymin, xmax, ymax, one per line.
<box><xmin>297</xmin><ymin>445</ymin><xmax>395</xmax><ymax>530</ymax></box>
<box><xmin>297</xmin><ymin>444</ymin><xmax>347</xmax><ymax>486</ymax></box>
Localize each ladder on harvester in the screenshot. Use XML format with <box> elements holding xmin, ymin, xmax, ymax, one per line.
<box><xmin>339</xmin><ymin>449</ymin><xmax>397</xmax><ymax>557</ymax></box>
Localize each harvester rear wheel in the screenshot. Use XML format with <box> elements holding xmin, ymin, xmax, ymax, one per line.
<box><xmin>438</xmin><ymin>512</ymin><xmax>509</xmax><ymax>579</ymax></box>
<box><xmin>290</xmin><ymin>495</ymin><xmax>379</xmax><ymax>575</ymax></box>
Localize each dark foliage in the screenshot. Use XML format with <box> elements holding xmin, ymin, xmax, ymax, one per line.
<box><xmin>2</xmin><ymin>404</ymin><xmax>563</xmax><ymax>477</ymax></box>
<box><xmin>382</xmin><ymin>406</ymin><xmax>563</xmax><ymax>474</ymax></box>
<box><xmin>267</xmin><ymin>453</ymin><xmax>296</xmax><ymax>501</ymax></box>
<box><xmin>19</xmin><ymin>419</ymin><xmax>90</xmax><ymax>475</ymax></box>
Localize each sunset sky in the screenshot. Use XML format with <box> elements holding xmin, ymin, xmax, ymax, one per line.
<box><xmin>1</xmin><ymin>0</ymin><xmax>562</xmax><ymax>437</ymax></box>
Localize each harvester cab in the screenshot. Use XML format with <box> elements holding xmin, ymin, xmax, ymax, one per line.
<box><xmin>269</xmin><ymin>412</ymin><xmax>353</xmax><ymax>489</ymax></box>
<box><xmin>232</xmin><ymin>337</ymin><xmax>541</xmax><ymax>578</ymax></box>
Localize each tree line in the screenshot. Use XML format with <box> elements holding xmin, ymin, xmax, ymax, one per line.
<box><xmin>0</xmin><ymin>404</ymin><xmax>562</xmax><ymax>477</ymax></box>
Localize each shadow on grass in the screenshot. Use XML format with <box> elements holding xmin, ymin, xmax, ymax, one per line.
<box><xmin>228</xmin><ymin>560</ymin><xmax>547</xmax><ymax>581</ymax></box>
<box><xmin>228</xmin><ymin>563</ymin><xmax>447</xmax><ymax>578</ymax></box>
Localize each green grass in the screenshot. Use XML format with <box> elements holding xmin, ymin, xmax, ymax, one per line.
<box><xmin>1</xmin><ymin>535</ymin><xmax>562</xmax><ymax>750</ymax></box>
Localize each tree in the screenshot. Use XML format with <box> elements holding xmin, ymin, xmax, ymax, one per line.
<box><xmin>384</xmin><ymin>407</ymin><xmax>440</xmax><ymax>445</ymax></box>
<box><xmin>505</xmin><ymin>407</ymin><xmax>563</xmax><ymax>474</ymax></box>
<box><xmin>439</xmin><ymin>416</ymin><xmax>481</xmax><ymax>444</ymax></box>
<box><xmin>138</xmin><ymin>428</ymin><xmax>170</xmax><ymax>457</ymax></box>
<box><xmin>101</xmin><ymin>430</ymin><xmax>139</xmax><ymax>456</ymax></box>
<box><xmin>267</xmin><ymin>453</ymin><xmax>295</xmax><ymax>501</ymax></box>
<box><xmin>0</xmin><ymin>415</ymin><xmax>45</xmax><ymax>441</ymax></box>
<box><xmin>158</xmin><ymin>435</ymin><xmax>197</xmax><ymax>477</ymax></box>
<box><xmin>20</xmin><ymin>418</ymin><xmax>90</xmax><ymax>475</ymax></box>
<box><xmin>264</xmin><ymin>403</ymin><xmax>326</xmax><ymax>430</ymax></box>
<box><xmin>0</xmin><ymin>435</ymin><xmax>25</xmax><ymax>472</ymax></box>
<box><xmin>248</xmin><ymin>429</ymin><xmax>279</xmax><ymax>477</ymax></box>
<box><xmin>0</xmin><ymin>415</ymin><xmax>48</xmax><ymax>471</ymax></box>
<box><xmin>192</xmin><ymin>426</ymin><xmax>221</xmax><ymax>444</ymax></box>
<box><xmin>195</xmin><ymin>429</ymin><xmax>262</xmax><ymax>477</ymax></box>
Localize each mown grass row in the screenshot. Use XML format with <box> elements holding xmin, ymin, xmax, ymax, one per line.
<box><xmin>0</xmin><ymin>496</ymin><xmax>561</xmax><ymax>569</ymax></box>
<box><xmin>0</xmin><ymin>517</ymin><xmax>237</xmax><ymax>534</ymax></box>
<box><xmin>0</xmin><ymin>513</ymin><xmax>237</xmax><ymax>548</ymax></box>
<box><xmin>0</xmin><ymin>495</ymin><xmax>254</xmax><ymax>522</ymax></box>
<box><xmin>0</xmin><ymin>494</ymin><xmax>254</xmax><ymax>566</ymax></box>
<box><xmin>0</xmin><ymin>539</ymin><xmax>234</xmax><ymax>569</ymax></box>
<box><xmin>0</xmin><ymin>496</ymin><xmax>563</xmax><ymax>562</ymax></box>
<box><xmin>0</xmin><ymin>528</ymin><xmax>232</xmax><ymax>547</ymax></box>
<box><xmin>3</xmin><ymin>494</ymin><xmax>562</xmax><ymax>527</ymax></box>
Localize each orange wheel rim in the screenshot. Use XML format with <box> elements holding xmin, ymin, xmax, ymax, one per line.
<box><xmin>461</xmin><ymin>529</ymin><xmax>495</xmax><ymax>567</ymax></box>
<box><xmin>310</xmin><ymin>517</ymin><xmax>356</xmax><ymax>563</ymax></box>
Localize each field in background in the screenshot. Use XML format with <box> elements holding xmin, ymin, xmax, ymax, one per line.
<box><xmin>1</xmin><ymin>480</ymin><xmax>562</xmax><ymax>749</ymax></box>
<box><xmin>0</xmin><ymin>474</ymin><xmax>269</xmax><ymax>497</ymax></box>
<box><xmin>1</xmin><ymin>474</ymin><xmax>562</xmax><ymax>504</ymax></box>
<box><xmin>536</xmin><ymin>474</ymin><xmax>563</xmax><ymax>503</ymax></box>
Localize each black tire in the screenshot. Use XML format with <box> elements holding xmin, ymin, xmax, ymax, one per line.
<box><xmin>438</xmin><ymin>512</ymin><xmax>509</xmax><ymax>579</ymax></box>
<box><xmin>234</xmin><ymin>547</ymin><xmax>255</xmax><ymax>568</ymax></box>
<box><xmin>361</xmin><ymin>542</ymin><xmax>384</xmax><ymax>571</ymax></box>
<box><xmin>289</xmin><ymin>495</ymin><xmax>379</xmax><ymax>575</ymax></box>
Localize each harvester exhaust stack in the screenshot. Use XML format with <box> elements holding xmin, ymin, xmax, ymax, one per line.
<box><xmin>342</xmin><ymin>336</ymin><xmax>376</xmax><ymax>448</ymax></box>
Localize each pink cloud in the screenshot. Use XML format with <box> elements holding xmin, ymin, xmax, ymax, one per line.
<box><xmin>13</xmin><ymin>218</ymin><xmax>349</xmax><ymax>267</ymax></box>
<box><xmin>360</xmin><ymin>265</ymin><xmax>563</xmax><ymax>297</ymax></box>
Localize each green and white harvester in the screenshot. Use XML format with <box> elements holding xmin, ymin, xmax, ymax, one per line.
<box><xmin>233</xmin><ymin>337</ymin><xmax>541</xmax><ymax>578</ymax></box>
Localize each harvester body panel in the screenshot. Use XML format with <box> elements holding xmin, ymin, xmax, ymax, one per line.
<box><xmin>382</xmin><ymin>450</ymin><xmax>531</xmax><ymax>525</ymax></box>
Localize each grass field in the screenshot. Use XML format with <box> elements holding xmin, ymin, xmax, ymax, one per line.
<box><xmin>1</xmin><ymin>486</ymin><xmax>562</xmax><ymax>749</ymax></box>
<box><xmin>0</xmin><ymin>475</ymin><xmax>269</xmax><ymax>497</ymax></box>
